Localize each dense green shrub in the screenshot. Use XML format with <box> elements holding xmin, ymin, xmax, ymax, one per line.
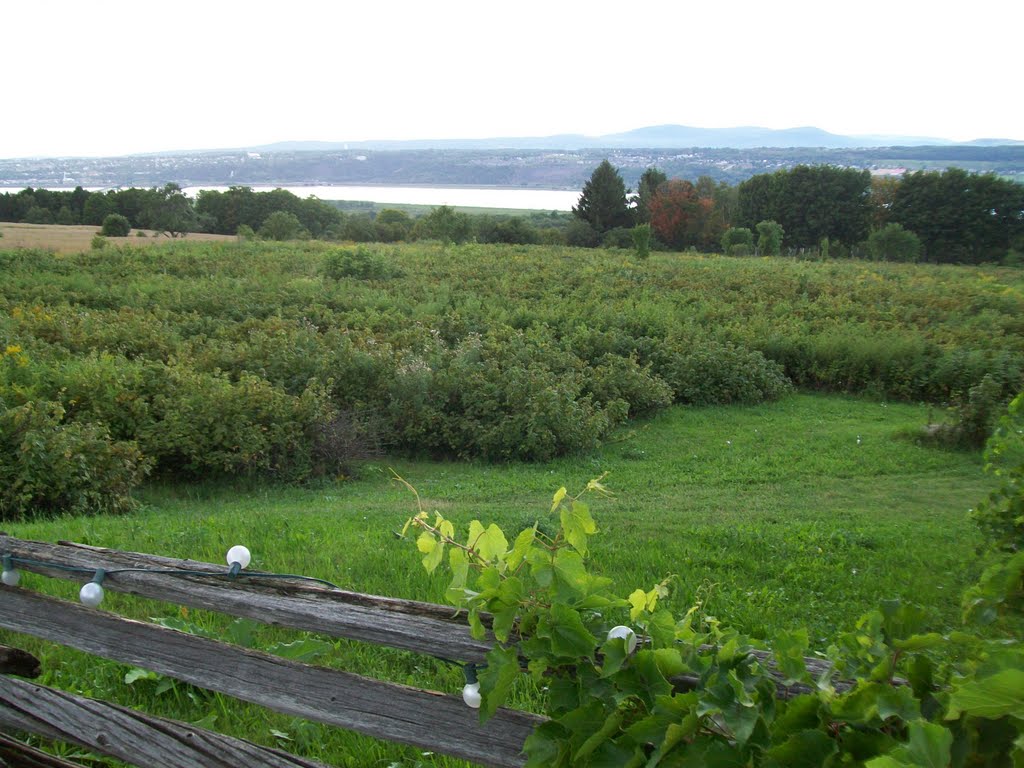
<box><xmin>601</xmin><ymin>227</ymin><xmax>634</xmax><ymax>249</ymax></box>
<box><xmin>100</xmin><ymin>213</ymin><xmax>131</xmax><ymax>237</ymax></box>
<box><xmin>585</xmin><ymin>354</ymin><xmax>672</xmax><ymax>416</ymax></box>
<box><xmin>721</xmin><ymin>226</ymin><xmax>754</xmax><ymax>255</ymax></box>
<box><xmin>323</xmin><ymin>246</ymin><xmax>396</xmax><ymax>280</ymax></box>
<box><xmin>631</xmin><ymin>223</ymin><xmax>652</xmax><ymax>260</ymax></box>
<box><xmin>259</xmin><ymin>211</ymin><xmax>308</xmax><ymax>241</ymax></box>
<box><xmin>755</xmin><ymin>219</ymin><xmax>784</xmax><ymax>256</ymax></box>
<box><xmin>652</xmin><ymin>339</ymin><xmax>792</xmax><ymax>405</ymax></box>
<box><xmin>0</xmin><ymin>399</ymin><xmax>149</xmax><ymax>519</ymax></box>
<box><xmin>867</xmin><ymin>222</ymin><xmax>922</xmax><ymax>262</ymax></box>
<box><xmin>564</xmin><ymin>219</ymin><xmax>600</xmax><ymax>248</ymax></box>
<box><xmin>420</xmin><ymin>330</ymin><xmax>624</xmax><ymax>461</ymax></box>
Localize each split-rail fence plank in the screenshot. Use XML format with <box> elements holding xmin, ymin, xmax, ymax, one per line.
<box><xmin>0</xmin><ymin>587</ymin><xmax>542</xmax><ymax>768</ymax></box>
<box><xmin>0</xmin><ymin>675</ymin><xmax>333</xmax><ymax>768</ymax></box>
<box><xmin>0</xmin><ymin>537</ymin><xmax>845</xmax><ymax>695</ymax></box>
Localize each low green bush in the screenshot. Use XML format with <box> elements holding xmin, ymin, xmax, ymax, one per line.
<box><xmin>323</xmin><ymin>246</ymin><xmax>397</xmax><ymax>280</ymax></box>
<box><xmin>100</xmin><ymin>213</ymin><xmax>131</xmax><ymax>237</ymax></box>
<box><xmin>0</xmin><ymin>399</ymin><xmax>149</xmax><ymax>519</ymax></box>
<box><xmin>651</xmin><ymin>338</ymin><xmax>792</xmax><ymax>405</ymax></box>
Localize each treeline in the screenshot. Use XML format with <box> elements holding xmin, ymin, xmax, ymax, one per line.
<box><xmin>0</xmin><ymin>184</ymin><xmax>570</xmax><ymax>245</ymax></box>
<box><xmin>3</xmin><ymin>164</ymin><xmax>1022</xmax><ymax>263</ymax></box>
<box><xmin>572</xmin><ymin>161</ymin><xmax>1024</xmax><ymax>264</ymax></box>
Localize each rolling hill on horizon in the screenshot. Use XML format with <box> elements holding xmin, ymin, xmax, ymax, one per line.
<box><xmin>247</xmin><ymin>124</ymin><xmax>1023</xmax><ymax>154</ymax></box>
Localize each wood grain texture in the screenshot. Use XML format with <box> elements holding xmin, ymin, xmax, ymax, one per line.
<box><xmin>0</xmin><ymin>676</ymin><xmax>331</xmax><ymax>768</ymax></box>
<box><xmin>1</xmin><ymin>536</ymin><xmax>493</xmax><ymax>662</ymax></box>
<box><xmin>0</xmin><ymin>587</ymin><xmax>539</xmax><ymax>768</ymax></box>
<box><xmin>0</xmin><ymin>537</ymin><xmax>855</xmax><ymax>696</ymax></box>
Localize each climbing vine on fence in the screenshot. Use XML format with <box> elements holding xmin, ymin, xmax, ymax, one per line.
<box><xmin>401</xmin><ymin>415</ymin><xmax>1024</xmax><ymax>767</ymax></box>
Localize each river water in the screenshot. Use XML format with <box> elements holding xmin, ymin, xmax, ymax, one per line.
<box><xmin>1</xmin><ymin>185</ymin><xmax>582</xmax><ymax>212</ymax></box>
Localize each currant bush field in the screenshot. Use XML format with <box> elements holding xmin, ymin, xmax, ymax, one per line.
<box><xmin>1</xmin><ymin>239</ymin><xmax>1021</xmax><ymax>517</ymax></box>
<box><xmin>2</xmin><ymin>238</ymin><xmax>1023</xmax><ymax>765</ymax></box>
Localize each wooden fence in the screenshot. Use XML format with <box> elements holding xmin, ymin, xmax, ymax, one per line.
<box><xmin>0</xmin><ymin>535</ymin><xmax>841</xmax><ymax>767</ymax></box>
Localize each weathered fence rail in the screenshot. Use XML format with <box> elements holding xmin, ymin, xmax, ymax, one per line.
<box><xmin>0</xmin><ymin>535</ymin><xmax>845</xmax><ymax>767</ymax></box>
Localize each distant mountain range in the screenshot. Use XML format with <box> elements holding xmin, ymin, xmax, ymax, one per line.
<box><xmin>249</xmin><ymin>124</ymin><xmax>1023</xmax><ymax>153</ymax></box>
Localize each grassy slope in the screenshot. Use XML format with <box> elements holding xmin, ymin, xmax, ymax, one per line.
<box><xmin>0</xmin><ymin>394</ymin><xmax>990</xmax><ymax>766</ymax></box>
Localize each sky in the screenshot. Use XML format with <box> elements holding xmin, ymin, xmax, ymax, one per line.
<box><xmin>5</xmin><ymin>0</ymin><xmax>1022</xmax><ymax>158</ymax></box>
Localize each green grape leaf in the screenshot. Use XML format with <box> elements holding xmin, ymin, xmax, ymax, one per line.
<box><xmin>551</xmin><ymin>548</ymin><xmax>589</xmax><ymax>596</ymax></box>
<box><xmin>422</xmin><ymin>537</ymin><xmax>444</xmax><ymax>573</ymax></box>
<box><xmin>477</xmin><ymin>523</ymin><xmax>509</xmax><ymax>562</ymax></box>
<box><xmin>878</xmin><ymin>600</ymin><xmax>930</xmax><ymax>644</ymax></box>
<box><xmin>551</xmin><ymin>486</ymin><xmax>568</xmax><ymax>513</ymax></box>
<box><xmin>773</xmin><ymin>628</ymin><xmax>811</xmax><ymax>685</ymax></box>
<box><xmin>467</xmin><ymin>608</ymin><xmax>486</xmax><ymax>640</ymax></box>
<box><xmin>876</xmin><ymin>684</ymin><xmax>921</xmax><ymax>722</ymax></box>
<box><xmin>573</xmin><ymin>708</ymin><xmax>624</xmax><ymax>762</ymax></box>
<box><xmin>416</xmin><ymin>531</ymin><xmax>436</xmax><ymax>554</ymax></box>
<box><xmin>764</xmin><ymin>729</ymin><xmax>838</xmax><ymax>768</ymax></box>
<box><xmin>866</xmin><ymin>721</ymin><xmax>952</xmax><ymax>768</ymax></box>
<box><xmin>538</xmin><ymin>603</ymin><xmax>599</xmax><ymax>659</ymax></box>
<box><xmin>467</xmin><ymin>520</ymin><xmax>486</xmax><ymax>554</ymax></box>
<box><xmin>599</xmin><ymin>636</ymin><xmax>630</xmax><ymax>679</ymax></box>
<box><xmin>507</xmin><ymin>525</ymin><xmax>536</xmax><ymax>571</ymax></box>
<box><xmin>893</xmin><ymin>632</ymin><xmax>945</xmax><ymax>652</ymax></box>
<box><xmin>628</xmin><ymin>588</ymin><xmax>648</xmax><ymax>622</ymax></box>
<box><xmin>947</xmin><ymin>669</ymin><xmax>1024</xmax><ymax>720</ymax></box>
<box><xmin>561</xmin><ymin>499</ymin><xmax>597</xmax><ymax>556</ymax></box>
<box><xmin>479</xmin><ymin>644</ymin><xmax>520</xmax><ymax>720</ymax></box>
<box><xmin>445</xmin><ymin>547</ymin><xmax>470</xmax><ymax>605</ymax></box>
<box><xmin>646</xmin><ymin>608</ymin><xmax>677</xmax><ymax>649</ymax></box>
<box><xmin>524</xmin><ymin>721</ymin><xmax>570</xmax><ymax>768</ymax></box>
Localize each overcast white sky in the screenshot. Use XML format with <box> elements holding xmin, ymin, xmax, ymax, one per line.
<box><xmin>5</xmin><ymin>0</ymin><xmax>1021</xmax><ymax>158</ymax></box>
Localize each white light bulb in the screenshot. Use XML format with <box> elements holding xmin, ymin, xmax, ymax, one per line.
<box><xmin>1</xmin><ymin>569</ymin><xmax>20</xmax><ymax>587</ymax></box>
<box><xmin>226</xmin><ymin>545</ymin><xmax>251</xmax><ymax>570</ymax></box>
<box><xmin>607</xmin><ymin>625</ymin><xmax>637</xmax><ymax>654</ymax></box>
<box><xmin>80</xmin><ymin>581</ymin><xmax>104</xmax><ymax>608</ymax></box>
<box><xmin>462</xmin><ymin>682</ymin><xmax>481</xmax><ymax>709</ymax></box>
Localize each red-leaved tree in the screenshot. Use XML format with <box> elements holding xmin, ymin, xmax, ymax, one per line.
<box><xmin>648</xmin><ymin>180</ymin><xmax>718</xmax><ymax>251</ymax></box>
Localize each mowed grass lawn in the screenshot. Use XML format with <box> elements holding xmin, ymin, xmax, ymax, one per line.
<box><xmin>4</xmin><ymin>394</ymin><xmax>988</xmax><ymax>639</ymax></box>
<box><xmin>0</xmin><ymin>393</ymin><xmax>993</xmax><ymax>765</ymax></box>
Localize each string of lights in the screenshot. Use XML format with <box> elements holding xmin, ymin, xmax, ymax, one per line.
<box><xmin>1</xmin><ymin>544</ymin><xmax>639</xmax><ymax>709</ymax></box>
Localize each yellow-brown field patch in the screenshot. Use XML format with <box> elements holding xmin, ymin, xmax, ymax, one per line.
<box><xmin>0</xmin><ymin>222</ymin><xmax>234</xmax><ymax>254</ymax></box>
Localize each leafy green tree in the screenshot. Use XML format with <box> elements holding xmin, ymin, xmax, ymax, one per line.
<box><xmin>100</xmin><ymin>213</ymin><xmax>131</xmax><ymax>237</ymax></box>
<box><xmin>573</xmin><ymin>160</ymin><xmax>632</xmax><ymax>234</ymax></box>
<box><xmin>258</xmin><ymin>211</ymin><xmax>307</xmax><ymax>241</ymax></box>
<box><xmin>147</xmin><ymin>184</ymin><xmax>199</xmax><ymax>237</ymax></box>
<box><xmin>632</xmin><ymin>167</ymin><xmax>667</xmax><ymax>224</ymax></box>
<box><xmin>738</xmin><ymin>166</ymin><xmax>871</xmax><ymax>248</ymax></box>
<box><xmin>414</xmin><ymin>205</ymin><xmax>472</xmax><ymax>244</ymax></box>
<box><xmin>55</xmin><ymin>206</ymin><xmax>77</xmax><ymax>225</ymax></box>
<box><xmin>867</xmin><ymin>222</ymin><xmax>922</xmax><ymax>262</ymax></box>
<box><xmin>564</xmin><ymin>219</ymin><xmax>600</xmax><ymax>248</ymax></box>
<box><xmin>23</xmin><ymin>206</ymin><xmax>53</xmax><ymax>225</ymax></box>
<box><xmin>374</xmin><ymin>208</ymin><xmax>413</xmax><ymax>242</ymax></box>
<box><xmin>631</xmin><ymin>223</ymin><xmax>651</xmax><ymax>259</ymax></box>
<box><xmin>721</xmin><ymin>227</ymin><xmax>754</xmax><ymax>255</ymax></box>
<box><xmin>891</xmin><ymin>169</ymin><xmax>1024</xmax><ymax>263</ymax></box>
<box><xmin>756</xmin><ymin>220</ymin><xmax>784</xmax><ymax>256</ymax></box>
